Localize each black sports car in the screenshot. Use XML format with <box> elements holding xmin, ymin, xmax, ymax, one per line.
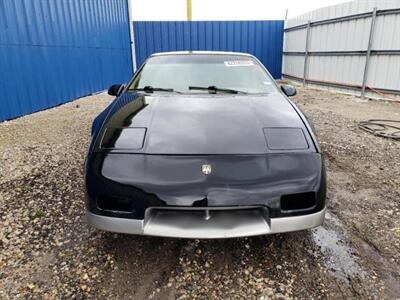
<box><xmin>85</xmin><ymin>51</ymin><xmax>326</xmax><ymax>238</ymax></box>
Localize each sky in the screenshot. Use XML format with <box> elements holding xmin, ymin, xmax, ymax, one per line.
<box><xmin>131</xmin><ymin>0</ymin><xmax>350</xmax><ymax>21</ymax></box>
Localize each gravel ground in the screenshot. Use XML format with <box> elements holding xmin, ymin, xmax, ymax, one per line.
<box><xmin>0</xmin><ymin>87</ymin><xmax>399</xmax><ymax>299</ymax></box>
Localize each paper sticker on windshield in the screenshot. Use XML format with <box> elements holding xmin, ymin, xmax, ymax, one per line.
<box><xmin>224</xmin><ymin>60</ymin><xmax>254</xmax><ymax>67</ymax></box>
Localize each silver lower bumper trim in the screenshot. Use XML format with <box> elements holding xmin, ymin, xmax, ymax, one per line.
<box><xmin>87</xmin><ymin>208</ymin><xmax>325</xmax><ymax>239</ymax></box>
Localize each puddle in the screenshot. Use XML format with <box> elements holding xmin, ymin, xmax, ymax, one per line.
<box><xmin>311</xmin><ymin>212</ymin><xmax>366</xmax><ymax>280</ymax></box>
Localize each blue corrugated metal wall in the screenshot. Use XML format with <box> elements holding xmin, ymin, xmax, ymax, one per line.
<box><xmin>0</xmin><ymin>0</ymin><xmax>132</xmax><ymax>121</ymax></box>
<box><xmin>133</xmin><ymin>21</ymin><xmax>284</xmax><ymax>79</ymax></box>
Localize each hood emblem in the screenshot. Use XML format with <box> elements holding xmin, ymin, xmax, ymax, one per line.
<box><xmin>202</xmin><ymin>164</ymin><xmax>212</xmax><ymax>175</ymax></box>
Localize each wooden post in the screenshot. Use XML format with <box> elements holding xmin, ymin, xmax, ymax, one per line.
<box><xmin>187</xmin><ymin>0</ymin><xmax>192</xmax><ymax>21</ymax></box>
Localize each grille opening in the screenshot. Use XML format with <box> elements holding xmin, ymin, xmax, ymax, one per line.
<box><xmin>193</xmin><ymin>198</ymin><xmax>208</xmax><ymax>207</ymax></box>
<box><xmin>144</xmin><ymin>207</ymin><xmax>270</xmax><ymax>238</ymax></box>
<box><xmin>280</xmin><ymin>192</ymin><xmax>316</xmax><ymax>211</ymax></box>
<box><xmin>97</xmin><ymin>195</ymin><xmax>135</xmax><ymax>212</ymax></box>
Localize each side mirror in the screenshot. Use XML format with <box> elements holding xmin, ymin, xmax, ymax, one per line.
<box><xmin>108</xmin><ymin>84</ymin><xmax>125</xmax><ymax>96</ymax></box>
<box><xmin>281</xmin><ymin>84</ymin><xmax>297</xmax><ymax>97</ymax></box>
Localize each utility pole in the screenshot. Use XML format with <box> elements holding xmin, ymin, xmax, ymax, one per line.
<box><xmin>361</xmin><ymin>7</ymin><xmax>377</xmax><ymax>98</ymax></box>
<box><xmin>303</xmin><ymin>20</ymin><xmax>311</xmax><ymax>86</ymax></box>
<box><xmin>127</xmin><ymin>0</ymin><xmax>137</xmax><ymax>72</ymax></box>
<box><xmin>187</xmin><ymin>0</ymin><xmax>192</xmax><ymax>21</ymax></box>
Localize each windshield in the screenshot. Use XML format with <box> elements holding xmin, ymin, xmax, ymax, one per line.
<box><xmin>128</xmin><ymin>54</ymin><xmax>278</xmax><ymax>94</ymax></box>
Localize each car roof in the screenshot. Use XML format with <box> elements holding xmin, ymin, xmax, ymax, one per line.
<box><xmin>149</xmin><ymin>51</ymin><xmax>254</xmax><ymax>57</ymax></box>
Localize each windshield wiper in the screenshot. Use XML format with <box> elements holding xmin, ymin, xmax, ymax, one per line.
<box><xmin>131</xmin><ymin>86</ymin><xmax>175</xmax><ymax>93</ymax></box>
<box><xmin>188</xmin><ymin>85</ymin><xmax>247</xmax><ymax>94</ymax></box>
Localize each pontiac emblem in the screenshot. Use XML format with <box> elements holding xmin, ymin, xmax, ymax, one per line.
<box><xmin>202</xmin><ymin>164</ymin><xmax>212</xmax><ymax>175</ymax></box>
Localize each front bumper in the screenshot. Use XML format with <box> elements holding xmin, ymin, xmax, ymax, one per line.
<box><xmin>87</xmin><ymin>207</ymin><xmax>325</xmax><ymax>239</ymax></box>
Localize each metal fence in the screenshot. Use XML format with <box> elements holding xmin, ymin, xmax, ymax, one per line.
<box><xmin>133</xmin><ymin>21</ymin><xmax>284</xmax><ymax>79</ymax></box>
<box><xmin>0</xmin><ymin>0</ymin><xmax>133</xmax><ymax>121</ymax></box>
<box><xmin>282</xmin><ymin>0</ymin><xmax>400</xmax><ymax>98</ymax></box>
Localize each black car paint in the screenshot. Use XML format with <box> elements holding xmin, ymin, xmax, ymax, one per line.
<box><xmin>85</xmin><ymin>87</ymin><xmax>326</xmax><ymax>220</ymax></box>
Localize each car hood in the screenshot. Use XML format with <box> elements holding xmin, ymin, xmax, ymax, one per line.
<box><xmin>98</xmin><ymin>92</ymin><xmax>315</xmax><ymax>154</ymax></box>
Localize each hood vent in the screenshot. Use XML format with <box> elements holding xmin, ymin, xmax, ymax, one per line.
<box><xmin>101</xmin><ymin>127</ymin><xmax>146</xmax><ymax>150</ymax></box>
<box><xmin>264</xmin><ymin>127</ymin><xmax>309</xmax><ymax>150</ymax></box>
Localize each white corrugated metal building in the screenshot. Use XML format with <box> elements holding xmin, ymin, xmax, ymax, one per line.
<box><xmin>282</xmin><ymin>0</ymin><xmax>400</xmax><ymax>99</ymax></box>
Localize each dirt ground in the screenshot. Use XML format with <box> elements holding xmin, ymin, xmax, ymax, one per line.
<box><xmin>0</xmin><ymin>86</ymin><xmax>399</xmax><ymax>299</ymax></box>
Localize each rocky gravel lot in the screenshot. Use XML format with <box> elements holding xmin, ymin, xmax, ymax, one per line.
<box><xmin>0</xmin><ymin>86</ymin><xmax>399</xmax><ymax>299</ymax></box>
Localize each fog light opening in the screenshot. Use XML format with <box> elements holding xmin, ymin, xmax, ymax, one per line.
<box><xmin>97</xmin><ymin>195</ymin><xmax>135</xmax><ymax>213</ymax></box>
<box><xmin>280</xmin><ymin>192</ymin><xmax>316</xmax><ymax>212</ymax></box>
